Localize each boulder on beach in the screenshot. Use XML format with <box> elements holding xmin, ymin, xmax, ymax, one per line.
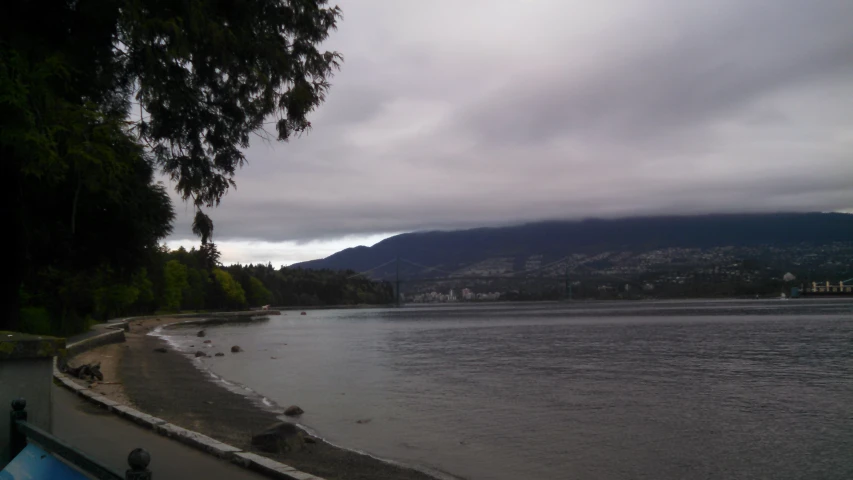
<box><xmin>284</xmin><ymin>405</ymin><xmax>304</xmax><ymax>416</ymax></box>
<box><xmin>203</xmin><ymin>340</ymin><xmax>212</xmax><ymax>344</ymax></box>
<box><xmin>231</xmin><ymin>345</ymin><xmax>243</xmax><ymax>353</ymax></box>
<box><xmin>197</xmin><ymin>330</ymin><xmax>206</xmax><ymax>337</ymax></box>
<box><xmin>300</xmin><ymin>312</ymin><xmax>306</xmax><ymax>315</ymax></box>
<box><xmin>251</xmin><ymin>422</ymin><xmax>305</xmax><ymax>454</ymax></box>
<box><xmin>153</xmin><ymin>347</ymin><xmax>168</xmax><ymax>353</ymax></box>
<box><xmin>215</xmin><ymin>353</ymin><xmax>225</xmax><ymax>357</ymax></box>
<box><xmin>195</xmin><ymin>351</ymin><xmax>208</xmax><ymax>358</ymax></box>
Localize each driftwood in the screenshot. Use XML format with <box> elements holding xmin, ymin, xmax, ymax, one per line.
<box><xmin>62</xmin><ymin>361</ymin><xmax>104</xmax><ymax>381</ymax></box>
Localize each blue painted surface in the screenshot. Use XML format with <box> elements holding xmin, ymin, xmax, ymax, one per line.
<box><xmin>0</xmin><ymin>444</ymin><xmax>88</xmax><ymax>480</ymax></box>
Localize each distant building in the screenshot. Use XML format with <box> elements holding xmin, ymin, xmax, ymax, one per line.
<box><xmin>805</xmin><ymin>281</ymin><xmax>853</xmax><ymax>295</ymax></box>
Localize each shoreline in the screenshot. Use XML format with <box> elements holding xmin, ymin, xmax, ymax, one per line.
<box><xmin>64</xmin><ymin>315</ymin><xmax>443</xmax><ymax>480</ymax></box>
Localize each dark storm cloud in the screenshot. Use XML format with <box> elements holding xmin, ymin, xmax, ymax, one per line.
<box><xmin>167</xmin><ymin>0</ymin><xmax>853</xmax><ymax>244</ymax></box>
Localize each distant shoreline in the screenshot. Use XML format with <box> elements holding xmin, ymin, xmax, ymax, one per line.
<box><xmin>267</xmin><ymin>295</ymin><xmax>850</xmax><ymax>311</ymax></box>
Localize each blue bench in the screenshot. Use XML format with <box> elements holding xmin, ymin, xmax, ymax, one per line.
<box><xmin>3</xmin><ymin>399</ymin><xmax>151</xmax><ymax>479</ymax></box>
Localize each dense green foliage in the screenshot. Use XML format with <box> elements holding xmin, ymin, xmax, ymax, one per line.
<box><xmin>226</xmin><ymin>263</ymin><xmax>395</xmax><ymax>307</ymax></box>
<box><xmin>18</xmin><ymin>242</ymin><xmax>394</xmax><ymax>334</ymax></box>
<box><xmin>162</xmin><ymin>261</ymin><xmax>190</xmax><ymax>311</ymax></box>
<box><xmin>2</xmin><ymin>0</ymin><xmax>342</xmax><ymax>332</ymax></box>
<box><xmin>153</xmin><ymin>246</ymin><xmax>394</xmax><ymax>311</ymax></box>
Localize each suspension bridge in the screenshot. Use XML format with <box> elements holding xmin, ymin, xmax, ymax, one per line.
<box><xmin>346</xmin><ymin>256</ymin><xmax>635</xmax><ymax>305</ymax></box>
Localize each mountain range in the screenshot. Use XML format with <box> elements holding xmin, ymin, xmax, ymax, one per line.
<box><xmin>294</xmin><ymin>213</ymin><xmax>853</xmax><ymax>279</ymax></box>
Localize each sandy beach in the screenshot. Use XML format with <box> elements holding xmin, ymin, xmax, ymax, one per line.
<box><xmin>64</xmin><ymin>316</ymin><xmax>437</xmax><ymax>480</ymax></box>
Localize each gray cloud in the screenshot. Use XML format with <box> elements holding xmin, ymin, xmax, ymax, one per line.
<box><xmin>463</xmin><ymin>1</ymin><xmax>853</xmax><ymax>147</ymax></box>
<box><xmin>167</xmin><ymin>0</ymin><xmax>853</xmax><ymax>245</ymax></box>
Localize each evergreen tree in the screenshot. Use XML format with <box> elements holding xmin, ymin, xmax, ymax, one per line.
<box><xmin>2</xmin><ymin>0</ymin><xmax>342</xmax><ymax>330</ymax></box>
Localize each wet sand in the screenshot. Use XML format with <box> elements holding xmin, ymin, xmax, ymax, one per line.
<box><xmin>67</xmin><ymin>317</ymin><xmax>437</xmax><ymax>480</ymax></box>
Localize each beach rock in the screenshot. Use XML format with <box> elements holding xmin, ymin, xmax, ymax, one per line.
<box><xmin>64</xmin><ymin>362</ymin><xmax>104</xmax><ymax>381</ymax></box>
<box><xmin>197</xmin><ymin>330</ymin><xmax>206</xmax><ymax>337</ymax></box>
<box><xmin>203</xmin><ymin>340</ymin><xmax>212</xmax><ymax>344</ymax></box>
<box><xmin>355</xmin><ymin>418</ymin><xmax>372</xmax><ymax>424</ymax></box>
<box><xmin>195</xmin><ymin>351</ymin><xmax>208</xmax><ymax>358</ymax></box>
<box><xmin>284</xmin><ymin>405</ymin><xmax>304</xmax><ymax>416</ymax></box>
<box><xmin>215</xmin><ymin>353</ymin><xmax>225</xmax><ymax>357</ymax></box>
<box><xmin>86</xmin><ymin>364</ymin><xmax>104</xmax><ymax>381</ymax></box>
<box><xmin>251</xmin><ymin>422</ymin><xmax>305</xmax><ymax>454</ymax></box>
<box><xmin>231</xmin><ymin>345</ymin><xmax>243</xmax><ymax>353</ymax></box>
<box><xmin>153</xmin><ymin>347</ymin><xmax>168</xmax><ymax>353</ymax></box>
<box><xmin>300</xmin><ymin>312</ymin><xmax>306</xmax><ymax>315</ymax></box>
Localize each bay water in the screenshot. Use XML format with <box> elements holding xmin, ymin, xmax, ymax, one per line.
<box><xmin>162</xmin><ymin>299</ymin><xmax>853</xmax><ymax>479</ymax></box>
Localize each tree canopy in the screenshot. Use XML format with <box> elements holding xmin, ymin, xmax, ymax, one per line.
<box><xmin>2</xmin><ymin>0</ymin><xmax>342</xmax><ymax>331</ymax></box>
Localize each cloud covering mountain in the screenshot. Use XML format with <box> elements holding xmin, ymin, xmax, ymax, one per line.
<box><xmin>164</xmin><ymin>0</ymin><xmax>853</xmax><ymax>253</ymax></box>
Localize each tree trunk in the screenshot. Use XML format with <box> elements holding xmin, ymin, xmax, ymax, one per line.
<box><xmin>71</xmin><ymin>170</ymin><xmax>82</xmax><ymax>235</ymax></box>
<box><xmin>4</xmin><ymin>270</ymin><xmax>23</xmax><ymax>332</ymax></box>
<box><xmin>3</xmin><ymin>145</ymin><xmax>23</xmax><ymax>331</ymax></box>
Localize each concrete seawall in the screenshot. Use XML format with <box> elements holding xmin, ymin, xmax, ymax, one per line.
<box><xmin>65</xmin><ymin>329</ymin><xmax>126</xmax><ymax>358</ymax></box>
<box><xmin>54</xmin><ymin>311</ymin><xmax>327</xmax><ymax>480</ymax></box>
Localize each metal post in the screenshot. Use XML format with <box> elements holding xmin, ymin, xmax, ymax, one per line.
<box><xmin>126</xmin><ymin>448</ymin><xmax>152</xmax><ymax>480</ymax></box>
<box><xmin>9</xmin><ymin>398</ymin><xmax>27</xmax><ymax>459</ymax></box>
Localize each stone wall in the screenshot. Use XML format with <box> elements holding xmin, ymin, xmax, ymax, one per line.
<box><xmin>64</xmin><ymin>329</ymin><xmax>126</xmax><ymax>359</ymax></box>
<box><xmin>0</xmin><ymin>333</ymin><xmax>65</xmax><ymax>466</ymax></box>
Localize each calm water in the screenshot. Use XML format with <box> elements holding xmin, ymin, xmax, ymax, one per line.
<box><xmin>162</xmin><ymin>300</ymin><xmax>853</xmax><ymax>480</ymax></box>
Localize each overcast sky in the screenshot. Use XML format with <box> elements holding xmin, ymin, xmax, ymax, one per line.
<box><xmin>165</xmin><ymin>0</ymin><xmax>853</xmax><ymax>266</ymax></box>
